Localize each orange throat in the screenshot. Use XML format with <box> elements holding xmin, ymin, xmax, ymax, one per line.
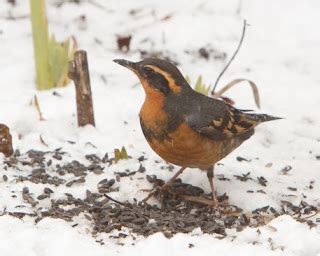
<box><xmin>139</xmin><ymin>91</ymin><xmax>168</xmax><ymax>134</ymax></box>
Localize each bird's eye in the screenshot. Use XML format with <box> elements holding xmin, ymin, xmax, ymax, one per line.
<box><xmin>143</xmin><ymin>66</ymin><xmax>154</xmax><ymax>75</ymax></box>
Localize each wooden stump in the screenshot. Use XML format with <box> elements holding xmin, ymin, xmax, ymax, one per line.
<box><xmin>0</xmin><ymin>124</ymin><xmax>13</xmax><ymax>157</ymax></box>
<box><xmin>68</xmin><ymin>50</ymin><xmax>95</xmax><ymax>127</ymax></box>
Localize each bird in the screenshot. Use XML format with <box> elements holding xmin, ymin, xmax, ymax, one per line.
<box><xmin>113</xmin><ymin>58</ymin><xmax>280</xmax><ymax>207</ymax></box>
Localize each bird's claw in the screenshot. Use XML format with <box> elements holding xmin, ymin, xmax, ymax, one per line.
<box><xmin>142</xmin><ymin>187</ymin><xmax>161</xmax><ymax>203</ymax></box>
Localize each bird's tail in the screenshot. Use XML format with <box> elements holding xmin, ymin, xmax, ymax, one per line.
<box><xmin>245</xmin><ymin>113</ymin><xmax>282</xmax><ymax>123</ymax></box>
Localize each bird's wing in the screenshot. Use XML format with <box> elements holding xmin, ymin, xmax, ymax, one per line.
<box><xmin>186</xmin><ymin>99</ymin><xmax>278</xmax><ymax>141</ymax></box>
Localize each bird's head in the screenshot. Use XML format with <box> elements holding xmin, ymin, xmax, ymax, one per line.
<box><xmin>113</xmin><ymin>58</ymin><xmax>190</xmax><ymax>96</ymax></box>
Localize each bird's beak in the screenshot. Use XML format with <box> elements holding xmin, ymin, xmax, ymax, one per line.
<box><xmin>113</xmin><ymin>59</ymin><xmax>138</xmax><ymax>72</ymax></box>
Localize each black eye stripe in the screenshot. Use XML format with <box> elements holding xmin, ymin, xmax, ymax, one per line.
<box><xmin>147</xmin><ymin>72</ymin><xmax>169</xmax><ymax>94</ymax></box>
<box><xmin>143</xmin><ymin>66</ymin><xmax>154</xmax><ymax>74</ymax></box>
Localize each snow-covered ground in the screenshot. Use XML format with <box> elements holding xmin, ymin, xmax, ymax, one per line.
<box><xmin>0</xmin><ymin>0</ymin><xmax>320</xmax><ymax>255</ymax></box>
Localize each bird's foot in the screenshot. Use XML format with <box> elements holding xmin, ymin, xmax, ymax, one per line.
<box><xmin>141</xmin><ymin>187</ymin><xmax>160</xmax><ymax>203</ymax></box>
<box><xmin>142</xmin><ymin>183</ymin><xmax>173</xmax><ymax>203</ymax></box>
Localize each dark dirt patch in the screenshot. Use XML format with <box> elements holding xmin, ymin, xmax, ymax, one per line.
<box><xmin>1</xmin><ymin>149</ymin><xmax>319</xmax><ymax>238</ymax></box>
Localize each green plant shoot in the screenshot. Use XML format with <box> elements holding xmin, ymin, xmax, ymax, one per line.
<box><xmin>30</xmin><ymin>0</ymin><xmax>75</xmax><ymax>90</ymax></box>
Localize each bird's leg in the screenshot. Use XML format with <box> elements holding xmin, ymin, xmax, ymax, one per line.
<box><xmin>207</xmin><ymin>166</ymin><xmax>217</xmax><ymax>207</ymax></box>
<box><xmin>143</xmin><ymin>166</ymin><xmax>187</xmax><ymax>202</ymax></box>
<box><xmin>159</xmin><ymin>166</ymin><xmax>187</xmax><ymax>192</ymax></box>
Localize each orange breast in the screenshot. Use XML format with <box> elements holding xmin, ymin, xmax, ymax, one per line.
<box><xmin>146</xmin><ymin>122</ymin><xmax>225</xmax><ymax>169</ymax></box>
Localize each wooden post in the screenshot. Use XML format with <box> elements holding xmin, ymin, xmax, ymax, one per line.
<box><xmin>0</xmin><ymin>124</ymin><xmax>13</xmax><ymax>157</ymax></box>
<box><xmin>68</xmin><ymin>50</ymin><xmax>95</xmax><ymax>127</ymax></box>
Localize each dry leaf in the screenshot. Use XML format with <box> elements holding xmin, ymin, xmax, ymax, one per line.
<box><xmin>117</xmin><ymin>35</ymin><xmax>132</xmax><ymax>52</ymax></box>
<box><xmin>213</xmin><ymin>78</ymin><xmax>261</xmax><ymax>109</ymax></box>
<box><xmin>0</xmin><ymin>124</ymin><xmax>13</xmax><ymax>157</ymax></box>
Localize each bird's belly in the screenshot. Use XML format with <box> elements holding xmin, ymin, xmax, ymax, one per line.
<box><xmin>147</xmin><ymin>123</ymin><xmax>223</xmax><ymax>169</ymax></box>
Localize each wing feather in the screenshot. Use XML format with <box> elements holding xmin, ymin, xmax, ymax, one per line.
<box><xmin>186</xmin><ymin>101</ymin><xmax>279</xmax><ymax>141</ymax></box>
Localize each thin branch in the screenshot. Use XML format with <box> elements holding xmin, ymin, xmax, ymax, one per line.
<box><xmin>178</xmin><ymin>194</ymin><xmax>213</xmax><ymax>206</ymax></box>
<box><xmin>39</xmin><ymin>134</ymin><xmax>48</xmax><ymax>147</ymax></box>
<box><xmin>0</xmin><ymin>14</ymin><xmax>29</xmax><ymax>20</ymax></box>
<box><xmin>103</xmin><ymin>194</ymin><xmax>126</xmax><ymax>207</ymax></box>
<box><xmin>211</xmin><ymin>19</ymin><xmax>248</xmax><ymax>95</ymax></box>
<box><xmin>298</xmin><ymin>209</ymin><xmax>320</xmax><ymax>220</ymax></box>
<box><xmin>33</xmin><ymin>95</ymin><xmax>45</xmax><ymax>121</ymax></box>
<box><xmin>88</xmin><ymin>0</ymin><xmax>110</xmax><ymax>11</ymax></box>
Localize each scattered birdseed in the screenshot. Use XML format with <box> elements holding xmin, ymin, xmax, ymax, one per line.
<box><xmin>280</xmin><ymin>165</ymin><xmax>292</xmax><ymax>175</ymax></box>
<box><xmin>102</xmin><ymin>153</ymin><xmax>109</xmax><ymax>163</ymax></box>
<box><xmin>257</xmin><ymin>176</ymin><xmax>268</xmax><ymax>186</ymax></box>
<box><xmin>37</xmin><ymin>194</ymin><xmax>50</xmax><ymax>200</ymax></box>
<box><xmin>52</xmin><ymin>154</ymin><xmax>62</xmax><ymax>161</ymax></box>
<box><xmin>138</xmin><ymin>155</ymin><xmax>145</xmax><ymax>162</ymax></box>
<box><xmin>234</xmin><ymin>172</ymin><xmax>252</xmax><ymax>182</ymax></box>
<box><xmin>265</xmin><ymin>163</ymin><xmax>273</xmax><ymax>168</ymax></box>
<box><xmin>44</xmin><ymin>187</ymin><xmax>54</xmax><ymax>194</ymax></box>
<box><xmin>236</xmin><ymin>156</ymin><xmax>251</xmax><ymax>162</ymax></box>
<box><xmin>1</xmin><ymin>149</ymin><xmax>318</xmax><ymax>239</ymax></box>
<box><xmin>86</xmin><ymin>154</ymin><xmax>101</xmax><ymax>163</ymax></box>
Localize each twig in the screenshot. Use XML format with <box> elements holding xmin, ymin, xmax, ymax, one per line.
<box><xmin>39</xmin><ymin>134</ymin><xmax>48</xmax><ymax>147</ymax></box>
<box><xmin>33</xmin><ymin>95</ymin><xmax>45</xmax><ymax>121</ymax></box>
<box><xmin>298</xmin><ymin>209</ymin><xmax>320</xmax><ymax>220</ymax></box>
<box><xmin>88</xmin><ymin>0</ymin><xmax>111</xmax><ymax>11</ymax></box>
<box><xmin>0</xmin><ymin>14</ymin><xmax>29</xmax><ymax>20</ymax></box>
<box><xmin>211</xmin><ymin>19</ymin><xmax>248</xmax><ymax>95</ymax></box>
<box><xmin>104</xmin><ymin>194</ymin><xmax>126</xmax><ymax>207</ymax></box>
<box><xmin>179</xmin><ymin>194</ymin><xmax>213</xmax><ymax>206</ymax></box>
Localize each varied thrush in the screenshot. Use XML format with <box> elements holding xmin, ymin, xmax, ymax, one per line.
<box><xmin>114</xmin><ymin>58</ymin><xmax>280</xmax><ymax>207</ymax></box>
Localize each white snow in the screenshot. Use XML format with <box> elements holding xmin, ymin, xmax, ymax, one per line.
<box><xmin>0</xmin><ymin>215</ymin><xmax>319</xmax><ymax>256</ymax></box>
<box><xmin>0</xmin><ymin>0</ymin><xmax>320</xmax><ymax>255</ymax></box>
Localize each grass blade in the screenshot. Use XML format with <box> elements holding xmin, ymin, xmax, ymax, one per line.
<box><xmin>213</xmin><ymin>78</ymin><xmax>261</xmax><ymax>108</ymax></box>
